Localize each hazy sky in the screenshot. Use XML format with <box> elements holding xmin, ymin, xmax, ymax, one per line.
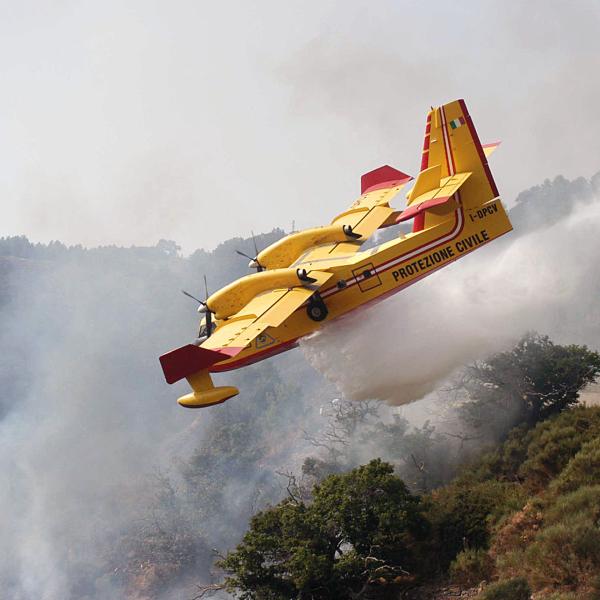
<box><xmin>1</xmin><ymin>0</ymin><xmax>599</xmax><ymax>252</ymax></box>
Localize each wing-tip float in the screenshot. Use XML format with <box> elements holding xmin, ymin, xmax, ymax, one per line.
<box><xmin>160</xmin><ymin>99</ymin><xmax>513</xmax><ymax>408</ymax></box>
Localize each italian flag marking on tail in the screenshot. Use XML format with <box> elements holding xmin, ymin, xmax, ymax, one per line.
<box><xmin>449</xmin><ymin>116</ymin><xmax>466</xmax><ymax>129</ymax></box>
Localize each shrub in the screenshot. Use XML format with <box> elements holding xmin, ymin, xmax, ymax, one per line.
<box><xmin>449</xmin><ymin>548</ymin><xmax>494</xmax><ymax>586</ymax></box>
<box><xmin>494</xmin><ymin>487</ymin><xmax>600</xmax><ymax>592</ymax></box>
<box><xmin>550</xmin><ymin>437</ymin><xmax>600</xmax><ymax>494</ymax></box>
<box><xmin>461</xmin><ymin>408</ymin><xmax>600</xmax><ymax>490</ymax></box>
<box><xmin>479</xmin><ymin>577</ymin><xmax>531</xmax><ymax>600</ymax></box>
<box><xmin>492</xmin><ymin>501</ymin><xmax>544</xmax><ymax>553</ymax></box>
<box><xmin>524</xmin><ymin>519</ymin><xmax>600</xmax><ymax>588</ymax></box>
<box><xmin>427</xmin><ymin>479</ymin><xmax>526</xmax><ymax>567</ymax></box>
<box><xmin>543</xmin><ymin>484</ymin><xmax>600</xmax><ymax>527</ymax></box>
<box><xmin>517</xmin><ymin>407</ymin><xmax>600</xmax><ymax>490</ymax></box>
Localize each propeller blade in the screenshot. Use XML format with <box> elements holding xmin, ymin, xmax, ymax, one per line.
<box><xmin>235</xmin><ymin>249</ymin><xmax>255</xmax><ymax>262</ymax></box>
<box><xmin>236</xmin><ymin>236</ymin><xmax>265</xmax><ymax>272</ymax></box>
<box><xmin>251</xmin><ymin>230</ymin><xmax>259</xmax><ymax>257</ymax></box>
<box><xmin>181</xmin><ymin>289</ymin><xmax>204</xmax><ymax>305</ymax></box>
<box><xmin>203</xmin><ymin>275</ymin><xmax>209</xmax><ymax>301</ymax></box>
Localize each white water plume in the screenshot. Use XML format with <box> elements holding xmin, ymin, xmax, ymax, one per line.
<box><xmin>300</xmin><ymin>195</ymin><xmax>600</xmax><ymax>405</ymax></box>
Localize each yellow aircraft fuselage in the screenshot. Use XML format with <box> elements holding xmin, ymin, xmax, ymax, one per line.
<box><xmin>210</xmin><ymin>198</ymin><xmax>511</xmax><ymax>373</ymax></box>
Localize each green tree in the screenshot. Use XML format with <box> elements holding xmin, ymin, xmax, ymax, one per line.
<box><xmin>461</xmin><ymin>333</ymin><xmax>600</xmax><ymax>433</ymax></box>
<box><xmin>217</xmin><ymin>460</ymin><xmax>429</xmax><ymax>599</ymax></box>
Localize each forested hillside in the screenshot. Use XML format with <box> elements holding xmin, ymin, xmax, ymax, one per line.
<box><xmin>0</xmin><ymin>172</ymin><xmax>599</xmax><ymax>600</ymax></box>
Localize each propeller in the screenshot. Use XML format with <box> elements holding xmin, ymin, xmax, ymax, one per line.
<box><xmin>236</xmin><ymin>230</ymin><xmax>265</xmax><ymax>272</ymax></box>
<box><xmin>181</xmin><ymin>275</ymin><xmax>213</xmax><ymax>339</ymax></box>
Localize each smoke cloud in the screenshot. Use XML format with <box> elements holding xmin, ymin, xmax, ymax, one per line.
<box><xmin>0</xmin><ymin>239</ymin><xmax>325</xmax><ymax>599</ymax></box>
<box><xmin>0</xmin><ymin>251</ymin><xmax>197</xmax><ymax>599</ymax></box>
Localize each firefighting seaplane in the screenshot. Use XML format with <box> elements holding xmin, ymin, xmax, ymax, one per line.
<box><xmin>160</xmin><ymin>99</ymin><xmax>513</xmax><ymax>408</ymax></box>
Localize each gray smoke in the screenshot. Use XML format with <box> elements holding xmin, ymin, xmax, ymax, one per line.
<box><xmin>0</xmin><ymin>250</ymin><xmax>201</xmax><ymax>598</ymax></box>
<box><xmin>0</xmin><ymin>236</ymin><xmax>325</xmax><ymax>599</ymax></box>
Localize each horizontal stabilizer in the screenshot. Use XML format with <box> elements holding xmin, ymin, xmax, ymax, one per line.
<box><xmin>406</xmin><ymin>164</ymin><xmax>441</xmax><ymax>205</ymax></box>
<box><xmin>361</xmin><ymin>165</ymin><xmax>412</xmax><ymax>194</ymax></box>
<box><xmin>397</xmin><ymin>172</ymin><xmax>472</xmax><ymax>224</ymax></box>
<box><xmin>160</xmin><ymin>344</ymin><xmax>235</xmax><ymax>384</ymax></box>
<box><xmin>396</xmin><ymin>196</ymin><xmax>452</xmax><ymax>223</ymax></box>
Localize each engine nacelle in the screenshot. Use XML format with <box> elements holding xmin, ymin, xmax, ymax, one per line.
<box><xmin>256</xmin><ymin>224</ymin><xmax>361</xmax><ymax>270</ymax></box>
<box><xmin>206</xmin><ymin>267</ymin><xmax>312</xmax><ymax>319</ymax></box>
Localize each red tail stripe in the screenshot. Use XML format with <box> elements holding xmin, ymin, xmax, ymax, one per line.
<box><xmin>412</xmin><ymin>212</ymin><xmax>425</xmax><ymax>232</ymax></box>
<box><xmin>458</xmin><ymin>99</ymin><xmax>499</xmax><ymax>197</ymax></box>
<box><xmin>420</xmin><ymin>113</ymin><xmax>432</xmax><ymax>172</ymax></box>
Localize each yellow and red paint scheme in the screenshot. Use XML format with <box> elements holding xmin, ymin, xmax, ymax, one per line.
<box><xmin>159</xmin><ymin>99</ymin><xmax>512</xmax><ymax>408</ymax></box>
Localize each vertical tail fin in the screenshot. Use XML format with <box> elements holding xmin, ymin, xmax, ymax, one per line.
<box><xmin>408</xmin><ymin>100</ymin><xmax>501</xmax><ymax>233</ymax></box>
<box><xmin>419</xmin><ymin>99</ymin><xmax>499</xmax><ymax>206</ymax></box>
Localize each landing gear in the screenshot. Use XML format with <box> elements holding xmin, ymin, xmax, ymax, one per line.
<box><xmin>307</xmin><ymin>294</ymin><xmax>328</xmax><ymax>322</ymax></box>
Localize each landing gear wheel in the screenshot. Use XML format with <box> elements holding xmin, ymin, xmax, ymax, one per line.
<box><xmin>307</xmin><ymin>297</ymin><xmax>328</xmax><ymax>322</ymax></box>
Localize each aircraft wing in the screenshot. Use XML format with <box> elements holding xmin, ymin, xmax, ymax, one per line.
<box><xmin>293</xmin><ymin>166</ymin><xmax>412</xmax><ymax>265</ymax></box>
<box><xmin>204</xmin><ymin>271</ymin><xmax>332</xmax><ymax>351</ymax></box>
<box><xmin>331</xmin><ymin>165</ymin><xmax>413</xmax><ymax>240</ymax></box>
<box><xmin>160</xmin><ymin>271</ymin><xmax>333</xmax><ymax>384</ymax></box>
